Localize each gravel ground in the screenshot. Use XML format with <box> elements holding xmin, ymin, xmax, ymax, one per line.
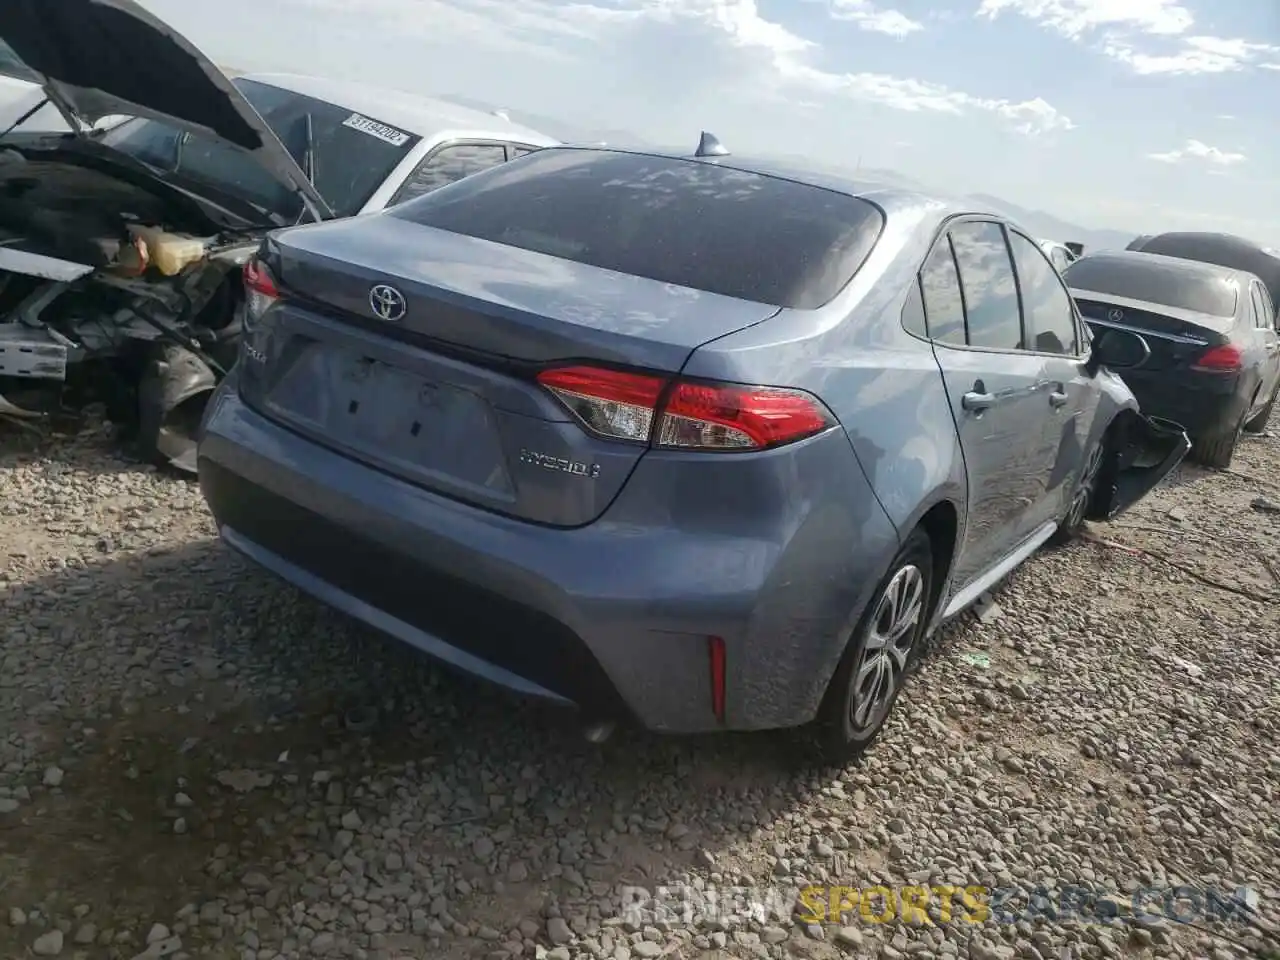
<box><xmin>1</xmin><ymin>415</ymin><xmax>1278</xmax><ymax>960</ymax></box>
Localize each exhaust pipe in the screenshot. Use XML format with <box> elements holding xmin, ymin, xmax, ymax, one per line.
<box><xmin>582</xmin><ymin>720</ymin><xmax>616</xmax><ymax>744</ymax></box>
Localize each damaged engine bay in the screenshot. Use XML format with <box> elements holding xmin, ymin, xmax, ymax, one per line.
<box><xmin>0</xmin><ymin>142</ymin><xmax>265</xmax><ymax>472</ymax></box>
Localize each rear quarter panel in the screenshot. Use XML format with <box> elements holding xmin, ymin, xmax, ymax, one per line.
<box><xmin>680</xmin><ymin>195</ymin><xmax>969</xmax><ymax>619</ymax></box>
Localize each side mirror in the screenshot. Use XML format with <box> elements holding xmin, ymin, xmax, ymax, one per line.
<box><xmin>1088</xmin><ymin>326</ymin><xmax>1150</xmax><ymax>373</ymax></box>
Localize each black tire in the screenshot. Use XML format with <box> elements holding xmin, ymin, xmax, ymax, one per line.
<box><xmin>815</xmin><ymin>528</ymin><xmax>934</xmax><ymax>767</ymax></box>
<box><xmin>1243</xmin><ymin>388</ymin><xmax>1276</xmax><ymax>434</ymax></box>
<box><xmin>1049</xmin><ymin>432</ymin><xmax>1107</xmax><ymax>547</ymax></box>
<box><xmin>1191</xmin><ymin>424</ymin><xmax>1240</xmax><ymax>470</ymax></box>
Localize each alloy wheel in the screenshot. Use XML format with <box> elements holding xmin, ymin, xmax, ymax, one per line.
<box><xmin>847</xmin><ymin>563</ymin><xmax>925</xmax><ymax>738</ymax></box>
<box><xmin>1066</xmin><ymin>441</ymin><xmax>1105</xmax><ymax>531</ymax></box>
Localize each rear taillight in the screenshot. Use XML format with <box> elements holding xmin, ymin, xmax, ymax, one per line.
<box><xmin>535</xmin><ymin>365</ymin><xmax>835</xmax><ymax>451</ymax></box>
<box><xmin>1190</xmin><ymin>344</ymin><xmax>1243</xmax><ymax>373</ymax></box>
<box><xmin>242</xmin><ymin>257</ymin><xmax>280</xmax><ymax>326</ymax></box>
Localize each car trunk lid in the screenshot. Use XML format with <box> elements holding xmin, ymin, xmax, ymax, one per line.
<box><xmin>237</xmin><ymin>216</ymin><xmax>781</xmax><ymax>527</ymax></box>
<box><xmin>0</xmin><ymin>0</ymin><xmax>331</xmax><ymax>219</ymax></box>
<box><xmin>1071</xmin><ymin>289</ymin><xmax>1230</xmax><ymax>372</ymax></box>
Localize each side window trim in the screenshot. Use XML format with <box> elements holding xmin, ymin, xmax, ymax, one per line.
<box><xmin>944</xmin><ymin>232</ymin><xmax>971</xmax><ymax>345</ymax></box>
<box><xmin>949</xmin><ymin>217</ymin><xmax>1025</xmax><ymax>352</ymax></box>
<box><xmin>906</xmin><ymin>218</ymin><xmax>975</xmax><ymax>349</ymax></box>
<box><xmin>1001</xmin><ymin>223</ymin><xmax>1029</xmax><ymax>351</ymax></box>
<box><xmin>900</xmin><ymin>275</ymin><xmax>929</xmax><ymax>341</ymax></box>
<box><xmin>1261</xmin><ymin>284</ymin><xmax>1279</xmax><ymax>331</ymax></box>
<box><xmin>389</xmin><ymin>137</ymin><xmax>508</xmax><ymax>206</ymax></box>
<box><xmin>1006</xmin><ymin>225</ymin><xmax>1088</xmax><ymax>359</ymax></box>
<box><xmin>1252</xmin><ymin>283</ymin><xmax>1271</xmax><ymax>329</ymax></box>
<box><xmin>907</xmin><ymin>230</ymin><xmax>969</xmax><ymax>346</ymax></box>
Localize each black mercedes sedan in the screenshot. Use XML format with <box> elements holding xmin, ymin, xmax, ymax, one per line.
<box><xmin>1064</xmin><ymin>249</ymin><xmax>1280</xmax><ymax>468</ymax></box>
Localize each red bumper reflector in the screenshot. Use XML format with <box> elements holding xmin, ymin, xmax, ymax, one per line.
<box><xmin>708</xmin><ymin>636</ymin><xmax>726</xmax><ymax>722</ymax></box>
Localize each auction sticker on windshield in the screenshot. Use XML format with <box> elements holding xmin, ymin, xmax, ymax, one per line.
<box><xmin>342</xmin><ymin>113</ymin><xmax>411</xmax><ymax>147</ymax></box>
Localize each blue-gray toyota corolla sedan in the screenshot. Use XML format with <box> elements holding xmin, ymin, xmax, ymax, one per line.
<box><xmin>196</xmin><ymin>141</ymin><xmax>1190</xmax><ymax>763</ymax></box>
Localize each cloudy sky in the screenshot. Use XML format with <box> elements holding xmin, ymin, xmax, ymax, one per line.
<box><xmin>141</xmin><ymin>0</ymin><xmax>1279</xmax><ymax>244</ymax></box>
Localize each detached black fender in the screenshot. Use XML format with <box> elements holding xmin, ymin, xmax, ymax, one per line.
<box><xmin>136</xmin><ymin>343</ymin><xmax>219</xmax><ymax>473</ymax></box>
<box><xmin>1087</xmin><ymin>411</ymin><xmax>1191</xmax><ymax>521</ymax></box>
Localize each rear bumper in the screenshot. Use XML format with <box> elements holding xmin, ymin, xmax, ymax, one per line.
<box><xmin>1118</xmin><ymin>371</ymin><xmax>1247</xmax><ymax>438</ymax></box>
<box><xmin>196</xmin><ymin>375</ymin><xmax>901</xmax><ymax>734</ymax></box>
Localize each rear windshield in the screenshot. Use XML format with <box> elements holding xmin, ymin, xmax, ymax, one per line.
<box><xmin>1063</xmin><ymin>256</ymin><xmax>1238</xmax><ymax>318</ymax></box>
<box><xmin>98</xmin><ymin>78</ymin><xmax>420</xmax><ymax>221</ymax></box>
<box><xmin>387</xmin><ymin>148</ymin><xmax>885</xmax><ymax>309</ymax></box>
<box><xmin>1133</xmin><ymin>234</ymin><xmax>1280</xmax><ymax>307</ymax></box>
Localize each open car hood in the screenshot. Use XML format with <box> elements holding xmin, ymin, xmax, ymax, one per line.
<box><xmin>0</xmin><ymin>0</ymin><xmax>333</xmax><ymax>219</ymax></box>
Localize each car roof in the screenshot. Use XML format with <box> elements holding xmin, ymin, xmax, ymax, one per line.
<box><xmin>237</xmin><ymin>72</ymin><xmax>559</xmax><ymax>145</ymax></box>
<box><xmin>1139</xmin><ymin>230</ymin><xmax>1276</xmax><ymax>254</ymax></box>
<box><xmin>535</xmin><ymin>144</ymin><xmax>1011</xmax><ymax>224</ymax></box>
<box><xmin>1069</xmin><ymin>248</ymin><xmax>1255</xmax><ymax>287</ymax></box>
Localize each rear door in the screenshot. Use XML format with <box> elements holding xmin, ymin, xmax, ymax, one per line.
<box><xmin>924</xmin><ymin>219</ymin><xmax>1063</xmax><ymax>588</ymax></box>
<box><xmin>1249</xmin><ymin>282</ymin><xmax>1280</xmax><ymax>403</ymax></box>
<box><xmin>1004</xmin><ymin>228</ymin><xmax>1097</xmax><ymax>526</ymax></box>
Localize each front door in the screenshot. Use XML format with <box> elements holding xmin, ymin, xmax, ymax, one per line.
<box><xmin>918</xmin><ymin>220</ymin><xmax>1061</xmax><ymax>590</ymax></box>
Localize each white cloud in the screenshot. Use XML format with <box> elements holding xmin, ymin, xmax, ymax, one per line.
<box><xmin>1105</xmin><ymin>34</ymin><xmax>1280</xmax><ymax>75</ymax></box>
<box><xmin>269</xmin><ymin>0</ymin><xmax>600</xmax><ymax>58</ymax></box>
<box><xmin>977</xmin><ymin>0</ymin><xmax>1192</xmax><ymax>39</ymax></box>
<box><xmin>582</xmin><ymin>0</ymin><xmax>1070</xmax><ymax>133</ymax></box>
<box><xmin>1147</xmin><ymin>139</ymin><xmax>1246</xmax><ymax>166</ymax></box>
<box><xmin>830</xmin><ymin>0</ymin><xmax>924</xmax><ymax>37</ymax></box>
<box><xmin>265</xmin><ymin>0</ymin><xmax>1070</xmax><ymax>136</ymax></box>
<box><xmin>976</xmin><ymin>0</ymin><xmax>1279</xmax><ymax>75</ymax></box>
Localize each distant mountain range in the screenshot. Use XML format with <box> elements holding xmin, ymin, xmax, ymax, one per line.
<box><xmin>442</xmin><ymin>95</ymin><xmax>1140</xmax><ymax>255</ymax></box>
<box><xmin>963</xmin><ymin>193</ymin><xmax>1136</xmax><ymax>253</ymax></box>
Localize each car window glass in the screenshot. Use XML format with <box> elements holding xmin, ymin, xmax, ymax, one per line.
<box><xmin>901</xmin><ymin>278</ymin><xmax>927</xmax><ymax>339</ymax></box>
<box><xmin>1260</xmin><ymin>285</ymin><xmax>1279</xmax><ymax>331</ymax></box>
<box><xmin>1051</xmin><ymin>248</ymin><xmax>1069</xmax><ymax>272</ymax></box>
<box><xmin>389</xmin><ymin>148</ymin><xmax>886</xmax><ymax>309</ymax></box>
<box><xmin>919</xmin><ymin>238</ymin><xmax>967</xmax><ymax>345</ymax></box>
<box><xmin>510</xmin><ymin>144</ymin><xmax>540</xmax><ymax>157</ymax></box>
<box><xmin>1008</xmin><ymin>232</ymin><xmax>1078</xmax><ymax>356</ymax></box>
<box><xmin>949</xmin><ymin>221</ymin><xmax>1022</xmax><ymax>350</ymax></box>
<box><xmin>98</xmin><ymin>79</ymin><xmax>422</xmax><ymax>221</ymax></box>
<box><xmin>1251</xmin><ymin>285</ymin><xmax>1270</xmax><ymax>328</ymax></box>
<box><xmin>98</xmin><ymin>119</ymin><xmax>184</xmax><ymax>169</ymax></box>
<box><xmin>391</xmin><ymin>143</ymin><xmax>508</xmax><ymax>205</ymax></box>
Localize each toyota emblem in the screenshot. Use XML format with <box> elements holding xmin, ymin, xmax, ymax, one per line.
<box><xmin>369</xmin><ymin>283</ymin><xmax>407</xmax><ymax>322</ymax></box>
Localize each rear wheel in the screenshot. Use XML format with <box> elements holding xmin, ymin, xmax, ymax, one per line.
<box><xmin>1191</xmin><ymin>419</ymin><xmax>1242</xmax><ymax>470</ymax></box>
<box><xmin>1050</xmin><ymin>433</ymin><xmax>1106</xmax><ymax>546</ymax></box>
<box><xmin>815</xmin><ymin>528</ymin><xmax>933</xmax><ymax>767</ymax></box>
<box><xmin>1243</xmin><ymin>387</ymin><xmax>1276</xmax><ymax>434</ymax></box>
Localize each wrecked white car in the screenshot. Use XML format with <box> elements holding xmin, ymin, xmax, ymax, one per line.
<box><xmin>0</xmin><ymin>0</ymin><xmax>555</xmax><ymax>471</ymax></box>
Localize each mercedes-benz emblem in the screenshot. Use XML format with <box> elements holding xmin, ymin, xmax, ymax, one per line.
<box><xmin>1107</xmin><ymin>307</ymin><xmax>1123</xmax><ymax>322</ymax></box>
<box><xmin>369</xmin><ymin>283</ymin><xmax>406</xmax><ymax>322</ymax></box>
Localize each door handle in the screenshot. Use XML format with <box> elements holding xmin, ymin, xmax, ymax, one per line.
<box><xmin>1049</xmin><ymin>389</ymin><xmax>1070</xmax><ymax>408</ymax></box>
<box><xmin>962</xmin><ymin>390</ymin><xmax>995</xmax><ymax>412</ymax></box>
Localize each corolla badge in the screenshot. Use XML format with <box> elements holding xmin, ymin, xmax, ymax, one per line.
<box><xmin>369</xmin><ymin>284</ymin><xmax>407</xmax><ymax>322</ymax></box>
<box><xmin>520</xmin><ymin>449</ymin><xmax>601</xmax><ymax>479</ymax></box>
